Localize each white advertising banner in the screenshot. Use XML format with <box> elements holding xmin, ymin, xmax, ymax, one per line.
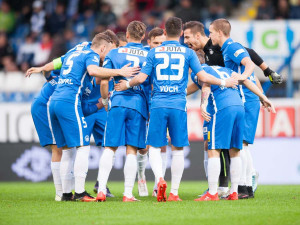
<box><xmin>251</xmin><ymin>138</ymin><xmax>300</xmax><ymax>184</ymax></box>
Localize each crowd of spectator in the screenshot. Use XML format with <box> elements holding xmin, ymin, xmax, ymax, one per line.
<box><xmin>0</xmin><ymin>0</ymin><xmax>242</xmax><ymax>73</ymax></box>
<box><xmin>256</xmin><ymin>0</ymin><xmax>300</xmax><ymax>20</ymax></box>
<box><xmin>0</xmin><ymin>0</ymin><xmax>299</xmax><ymax>73</ymax></box>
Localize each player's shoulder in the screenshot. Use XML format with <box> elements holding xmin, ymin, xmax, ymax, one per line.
<box><xmin>227</xmin><ymin>40</ymin><xmax>246</xmax><ymax>52</ymax></box>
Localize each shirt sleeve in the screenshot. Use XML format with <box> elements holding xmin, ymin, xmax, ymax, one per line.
<box><xmin>228</xmin><ymin>43</ymin><xmax>250</xmax><ymax>65</ymax></box>
<box><xmin>190</xmin><ymin>72</ymin><xmax>202</xmax><ymax>89</ymax></box>
<box><xmin>102</xmin><ymin>51</ymin><xmax>114</xmax><ymax>69</ymax></box>
<box><xmin>82</xmin><ymin>102</ymin><xmax>98</xmax><ymax>117</ymax></box>
<box><xmin>140</xmin><ymin>50</ymin><xmax>154</xmax><ymax>76</ymax></box>
<box><xmin>189</xmin><ymin>49</ymin><xmax>203</xmax><ymax>74</ymax></box>
<box><xmin>85</xmin><ymin>52</ymin><xmax>100</xmax><ymax>68</ymax></box>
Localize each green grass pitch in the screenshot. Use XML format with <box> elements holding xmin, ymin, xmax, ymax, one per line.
<box><xmin>0</xmin><ymin>181</ymin><xmax>299</xmax><ymax>225</ymax></box>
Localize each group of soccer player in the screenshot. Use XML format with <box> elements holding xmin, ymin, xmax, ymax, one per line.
<box><xmin>26</xmin><ymin>16</ymin><xmax>282</xmax><ymax>202</ymax></box>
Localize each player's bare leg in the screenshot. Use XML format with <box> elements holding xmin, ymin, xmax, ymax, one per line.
<box><xmin>195</xmin><ymin>149</ymin><xmax>220</xmax><ymax>201</ymax></box>
<box><xmin>50</xmin><ymin>145</ymin><xmax>62</xmax><ymax>201</ymax></box>
<box><xmin>123</xmin><ymin>145</ymin><xmax>139</xmax><ymax>202</ymax></box>
<box><xmin>96</xmin><ymin>147</ymin><xmax>117</xmax><ymax>202</ymax></box>
<box><xmin>167</xmin><ymin>145</ymin><xmax>184</xmax><ymax>201</ymax></box>
<box><xmin>153</xmin><ymin>145</ymin><xmax>167</xmax><ymax>197</ymax></box>
<box><xmin>137</xmin><ymin>147</ymin><xmax>149</xmax><ymax>196</ymax></box>
<box><xmin>226</xmin><ymin>148</ymin><xmax>242</xmax><ymax>200</ymax></box>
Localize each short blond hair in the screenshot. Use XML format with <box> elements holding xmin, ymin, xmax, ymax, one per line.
<box><xmin>91</xmin><ymin>33</ymin><xmax>112</xmax><ymax>47</ymax></box>
<box><xmin>211</xmin><ymin>19</ymin><xmax>231</xmax><ymax>37</ymax></box>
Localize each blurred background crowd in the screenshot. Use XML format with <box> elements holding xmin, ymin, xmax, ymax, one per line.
<box><xmin>1</xmin><ymin>0</ymin><xmax>300</xmax><ymax>73</ymax></box>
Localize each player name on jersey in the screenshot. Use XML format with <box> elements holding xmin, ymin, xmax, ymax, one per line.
<box><xmin>155</xmin><ymin>46</ymin><xmax>186</xmax><ymax>53</ymax></box>
<box><xmin>118</xmin><ymin>48</ymin><xmax>148</xmax><ymax>57</ymax></box>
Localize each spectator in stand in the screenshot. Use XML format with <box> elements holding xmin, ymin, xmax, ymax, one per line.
<box><xmin>207</xmin><ymin>2</ymin><xmax>226</xmax><ymax>21</ymax></box>
<box><xmin>16</xmin><ymin>34</ymin><xmax>39</xmax><ymax>69</ymax></box>
<box><xmin>0</xmin><ymin>1</ymin><xmax>15</xmax><ymax>33</ymax></box>
<box><xmin>256</xmin><ymin>0</ymin><xmax>275</xmax><ymax>19</ymax></box>
<box><xmin>33</xmin><ymin>32</ymin><xmax>52</xmax><ymax>66</ymax></box>
<box><xmin>112</xmin><ymin>16</ymin><xmax>128</xmax><ymax>33</ymax></box>
<box><xmin>2</xmin><ymin>55</ymin><xmax>18</xmax><ymax>72</ymax></box>
<box><xmin>63</xmin><ymin>29</ymin><xmax>79</xmax><ymax>51</ymax></box>
<box><xmin>45</xmin><ymin>3</ymin><xmax>67</xmax><ymax>35</ymax></box>
<box><xmin>123</xmin><ymin>0</ymin><xmax>142</xmax><ymax>23</ymax></box>
<box><xmin>145</xmin><ymin>12</ymin><xmax>160</xmax><ymax>32</ymax></box>
<box><xmin>275</xmin><ymin>0</ymin><xmax>290</xmax><ymax>19</ymax></box>
<box><xmin>290</xmin><ymin>0</ymin><xmax>300</xmax><ymax>18</ymax></box>
<box><xmin>0</xmin><ymin>32</ymin><xmax>14</xmax><ymax>70</ymax></box>
<box><xmin>30</xmin><ymin>1</ymin><xmax>46</xmax><ymax>35</ymax></box>
<box><xmin>174</xmin><ymin>0</ymin><xmax>200</xmax><ymax>23</ymax></box>
<box><xmin>96</xmin><ymin>3</ymin><xmax>117</xmax><ymax>26</ymax></box>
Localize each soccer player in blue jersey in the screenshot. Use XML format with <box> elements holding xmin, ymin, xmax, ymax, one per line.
<box><xmin>96</xmin><ymin>21</ymin><xmax>150</xmax><ymax>202</ymax></box>
<box><xmin>209</xmin><ymin>18</ymin><xmax>264</xmax><ymax>198</ymax></box>
<box><xmin>115</xmin><ymin>17</ymin><xmax>238</xmax><ymax>202</ymax></box>
<box><xmin>191</xmin><ymin>64</ymin><xmax>275</xmax><ymax>201</ymax></box>
<box><xmin>30</xmin><ymin>69</ymin><xmax>62</xmax><ymax>201</ymax></box>
<box><xmin>45</xmin><ymin>34</ymin><xmax>139</xmax><ymax>202</ymax></box>
<box><xmin>136</xmin><ymin>27</ymin><xmax>167</xmax><ymax>197</ymax></box>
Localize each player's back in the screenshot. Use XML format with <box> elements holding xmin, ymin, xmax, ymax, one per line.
<box><xmin>103</xmin><ymin>42</ymin><xmax>149</xmax><ymax>119</ymax></box>
<box><xmin>147</xmin><ymin>40</ymin><xmax>200</xmax><ymax>111</ymax></box>
<box><xmin>51</xmin><ymin>48</ymin><xmax>98</xmax><ymax>105</ymax></box>
<box><xmin>202</xmin><ymin>65</ymin><xmax>243</xmax><ymax>112</ymax></box>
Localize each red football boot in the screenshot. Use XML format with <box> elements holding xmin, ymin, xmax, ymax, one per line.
<box><xmin>96</xmin><ymin>191</ymin><xmax>106</xmax><ymax>202</ymax></box>
<box><xmin>226</xmin><ymin>192</ymin><xmax>238</xmax><ymax>200</ymax></box>
<box><xmin>74</xmin><ymin>191</ymin><xmax>96</xmax><ymax>202</ymax></box>
<box><xmin>194</xmin><ymin>192</ymin><xmax>219</xmax><ymax>201</ymax></box>
<box><xmin>167</xmin><ymin>193</ymin><xmax>182</xmax><ymax>201</ymax></box>
<box><xmin>123</xmin><ymin>196</ymin><xmax>140</xmax><ymax>202</ymax></box>
<box><xmin>157</xmin><ymin>178</ymin><xmax>167</xmax><ymax>202</ymax></box>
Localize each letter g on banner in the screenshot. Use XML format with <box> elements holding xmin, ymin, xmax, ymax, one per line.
<box><xmin>262</xmin><ymin>30</ymin><xmax>279</xmax><ymax>50</ymax></box>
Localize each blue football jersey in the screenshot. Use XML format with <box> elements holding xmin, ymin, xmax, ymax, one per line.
<box><xmin>221</xmin><ymin>38</ymin><xmax>259</xmax><ymax>102</ymax></box>
<box><xmin>201</xmin><ymin>65</ymin><xmax>243</xmax><ymax>113</ymax></box>
<box><xmin>141</xmin><ymin>40</ymin><xmax>203</xmax><ymax>111</ymax></box>
<box><xmin>51</xmin><ymin>48</ymin><xmax>100</xmax><ymax>105</ymax></box>
<box><xmin>103</xmin><ymin>42</ymin><xmax>150</xmax><ymax>119</ymax></box>
<box><xmin>35</xmin><ymin>70</ymin><xmax>60</xmax><ymax>104</ymax></box>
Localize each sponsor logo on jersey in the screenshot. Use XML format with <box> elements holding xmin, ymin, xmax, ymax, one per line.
<box><xmin>85</xmin><ymin>135</ymin><xmax>89</xmax><ymax>142</ymax></box>
<box><xmin>58</xmin><ymin>78</ymin><xmax>73</xmax><ymax>85</ymax></box>
<box><xmin>160</xmin><ymin>85</ymin><xmax>179</xmax><ymax>93</ymax></box>
<box><xmin>92</xmin><ymin>56</ymin><xmax>100</xmax><ymax>63</ymax></box>
<box><xmin>209</xmin><ymin>49</ymin><xmax>214</xmax><ymax>55</ymax></box>
<box><xmin>118</xmin><ymin>48</ymin><xmax>148</xmax><ymax>57</ymax></box>
<box><xmin>234</xmin><ymin>49</ymin><xmax>245</xmax><ymax>57</ymax></box>
<box><xmin>49</xmin><ymin>79</ymin><xmax>57</xmax><ymax>86</ymax></box>
<box><xmin>155</xmin><ymin>46</ymin><xmax>186</xmax><ymax>53</ymax></box>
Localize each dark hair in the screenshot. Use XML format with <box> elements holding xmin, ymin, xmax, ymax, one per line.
<box><xmin>183</xmin><ymin>21</ymin><xmax>205</xmax><ymax>36</ymax></box>
<box><xmin>102</xmin><ymin>29</ymin><xmax>119</xmax><ymax>47</ymax></box>
<box><xmin>210</xmin><ymin>19</ymin><xmax>231</xmax><ymax>36</ymax></box>
<box><xmin>127</xmin><ymin>21</ymin><xmax>147</xmax><ymax>40</ymax></box>
<box><xmin>116</xmin><ymin>32</ymin><xmax>127</xmax><ymax>42</ymax></box>
<box><xmin>165</xmin><ymin>17</ymin><xmax>182</xmax><ymax>37</ymax></box>
<box><xmin>91</xmin><ymin>33</ymin><xmax>112</xmax><ymax>47</ymax></box>
<box><xmin>148</xmin><ymin>27</ymin><xmax>164</xmax><ymax>40</ymax></box>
